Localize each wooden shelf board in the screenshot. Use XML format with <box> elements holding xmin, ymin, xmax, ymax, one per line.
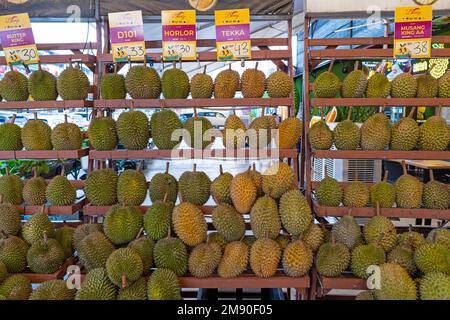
<box><xmin>0</xmin><ymin>54</ymin><xmax>96</xmax><ymax>65</ymax></box>
<box><xmin>142</xmin><ymin>38</ymin><xmax>289</xmax><ymax>49</ymax></box>
<box><xmin>311</xmin><ymin>98</ymin><xmax>450</xmax><ymax>107</ymax></box>
<box><xmin>19</xmin><ymin>257</ymin><xmax>76</xmax><ymax>283</ymax></box>
<box><xmin>90</xmin><ymin>149</ymin><xmax>298</xmax><ymax>160</ymax></box>
<box><xmin>94</xmin><ymin>97</ymin><xmax>293</xmax><ymax>108</ymax></box>
<box><xmin>0</xmin><ymin>100</ymin><xmax>93</xmax><ymax>110</ymax></box>
<box><xmin>17</xmin><ymin>198</ymin><xmax>86</xmax><ymax>215</ymax></box>
<box><xmin>311</xmin><ymin>150</ymin><xmax>450</xmax><ymax>160</ymax></box>
<box><xmin>6</xmin><ymin>148</ymin><xmax>90</xmax><ymax>160</ymax></box>
<box><xmin>99</xmin><ymin>50</ymin><xmax>291</xmax><ymax>63</ymax></box>
<box><xmin>83</xmin><ymin>204</ymin><xmax>216</xmax><ymax>216</ymax></box>
<box><xmin>313</xmin><ymin>201</ymin><xmax>450</xmax><ymax>219</ymax></box>
<box><xmin>310</xmin><ymin>48</ymin><xmax>450</xmax><ymax>60</ymax></box>
<box><xmin>317</xmin><ymin>272</ymin><xmax>367</xmax><ymax>290</ymax></box>
<box><xmin>308</xmin><ymin>35</ymin><xmax>450</xmax><ymax>47</ymax></box>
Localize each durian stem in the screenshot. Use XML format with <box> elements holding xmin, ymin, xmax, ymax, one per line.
<box><xmin>319</xmin><ymin>107</ymin><xmax>324</xmax><ymax>120</ymax></box>
<box><xmin>136</xmin><ymin>227</ymin><xmax>144</xmax><ymax>239</ymax></box>
<box><xmin>408</xmin><ymin>107</ymin><xmax>416</xmax><ymax>119</ymax></box>
<box><xmin>261</xmin><ymin>107</ymin><xmax>266</xmax><ymax>117</ymax></box>
<box><xmin>429</xmin><ymin>169</ymin><xmax>435</xmax><ymax>182</ymax></box>
<box><xmin>354</xmin><ymin>61</ymin><xmax>360</xmax><ymax>71</ymax></box>
<box><xmin>437</xmin><ymin>106</ymin><xmax>442</xmax><ymax>117</ymax></box>
<box><xmin>41</xmin><ymin>204</ymin><xmax>46</xmax><ymax>214</ymax></box>
<box><xmin>0</xmin><ymin>194</ymin><xmax>3</xmax><ymax>204</ymax></box>
<box><xmin>252</xmin><ymin>163</ymin><xmax>256</xmax><ymax>171</ymax></box>
<box><xmin>178</xmin><ymin>191</ymin><xmax>184</xmax><ymax>203</ymax></box>
<box><xmin>219</xmin><ymin>164</ymin><xmax>223</xmax><ymax>175</ymax></box>
<box><xmin>165</xmin><ymin>162</ymin><xmax>170</xmax><ymax>174</ymax></box>
<box><xmin>347</xmin><ymin>107</ymin><xmax>353</xmax><ymax>121</ymax></box>
<box><xmin>64</xmin><ymin>114</ymin><xmax>68</xmax><ymax>124</ymax></box>
<box><xmin>121</xmin><ymin>274</ymin><xmax>127</xmax><ymax>289</ymax></box>
<box><xmin>33</xmin><ymin>167</ymin><xmax>38</xmax><ymax>178</ymax></box>
<box><xmin>8</xmin><ymin>63</ymin><xmax>13</xmax><ymax>72</ymax></box>
<box><xmin>408</xmin><ymin>224</ymin><xmax>413</xmax><ymax>233</ymax></box>
<box><xmin>167</xmin><ymin>225</ymin><xmax>172</xmax><ymax>238</ymax></box>
<box><xmin>401</xmin><ymin>161</ymin><xmax>408</xmax><ymax>176</ymax></box>
<box><xmin>255</xmin><ymin>62</ymin><xmax>259</xmax><ymax>71</ymax></box>
<box><xmin>163</xmin><ymin>191</ymin><xmax>168</xmax><ymax>204</ymax></box>
<box><xmin>324</xmin><ymin>164</ymin><xmax>329</xmax><ymax>178</ymax></box>
<box><xmin>43</xmin><ymin>231</ymin><xmax>48</xmax><ymax>243</ymax></box>
<box><xmin>328</xmin><ymin>59</ymin><xmax>335</xmax><ymax>73</ymax></box>
<box><xmin>383</xmin><ymin>170</ymin><xmax>389</xmax><ymax>183</ymax></box>
<box><xmin>172</xmin><ymin>61</ymin><xmax>176</xmax><ymax>69</ymax></box>
<box><xmin>38</xmin><ymin>62</ymin><xmax>42</xmax><ymax>71</ymax></box>
<box><xmin>136</xmin><ymin>161</ymin><xmax>143</xmax><ymax>172</ymax></box>
<box><xmin>375</xmin><ymin>201</ymin><xmax>380</xmax><ymax>216</ymax></box>
<box><xmin>194</xmin><ymin>107</ymin><xmax>198</xmax><ymax>117</ymax></box>
<box><xmin>203</xmin><ymin>65</ymin><xmax>207</xmax><ymax>74</ymax></box>
<box><xmin>193</xmin><ymin>163</ymin><xmax>197</xmax><ymax>172</ymax></box>
<box><xmin>347</xmin><ymin>208</ymin><xmax>352</xmax><ymax>217</ymax></box>
<box><xmin>114</xmin><ymin>63</ymin><xmax>118</xmax><ymax>74</ymax></box>
<box><xmin>239</xmin><ymin>234</ymin><xmax>245</xmax><ymax>242</ymax></box>
<box><xmin>5</xmin><ymin>167</ymin><xmax>10</xmax><ymax>176</ymax></box>
<box><xmin>11</xmin><ymin>114</ymin><xmax>17</xmax><ymax>125</ymax></box>
<box><xmin>228</xmin><ymin>64</ymin><xmax>232</xmax><ymax>70</ymax></box>
<box><xmin>33</xmin><ymin>112</ymin><xmax>38</xmax><ymax>120</ymax></box>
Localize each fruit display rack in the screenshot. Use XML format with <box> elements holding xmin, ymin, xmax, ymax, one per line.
<box><xmin>19</xmin><ymin>257</ymin><xmax>77</xmax><ymax>284</ymax></box>
<box><xmin>302</xmin><ymin>15</ymin><xmax>450</xmax><ymax>299</ymax></box>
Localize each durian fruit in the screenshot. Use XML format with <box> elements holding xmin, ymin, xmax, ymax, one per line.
<box><xmin>249</xmin><ymin>163</ymin><xmax>263</xmax><ymax>197</ymax></box>
<box><xmin>427</xmin><ymin>227</ymin><xmax>450</xmax><ymax>250</ymax></box>
<box><xmin>343</xmin><ymin>176</ymin><xmax>369</xmax><ymax>208</ymax></box>
<box><xmin>395</xmin><ymin>161</ymin><xmax>423</xmax><ymax>209</ymax></box>
<box><xmin>0</xmin><ymin>114</ymin><xmax>23</xmax><ymax>151</ymax></box>
<box><xmin>29</xmin><ymin>279</ymin><xmax>76</xmax><ymax>300</ymax></box>
<box><xmin>341</xmin><ymin>62</ymin><xmax>368</xmax><ymax>98</ymax></box>
<box><xmin>308</xmin><ymin>111</ymin><xmax>333</xmax><ymax>150</ymax></box>
<box><xmin>316</xmin><ymin>235</ymin><xmax>351</xmax><ymax>277</ymax></box>
<box><xmin>355</xmin><ymin>290</ymin><xmax>376</xmax><ymax>300</ymax></box>
<box><xmin>207</xmin><ymin>232</ymin><xmax>227</xmax><ymax>251</ymax></box>
<box><xmin>183</xmin><ymin>109</ymin><xmax>216</xmax><ymax>149</ymax></box>
<box><xmin>143</xmin><ymin>194</ymin><xmax>174</xmax><ymax>241</ymax></box>
<box><xmin>423</xmin><ymin>170</ymin><xmax>449</xmax><ymax>210</ymax></box>
<box><xmin>179</xmin><ymin>164</ymin><xmax>211</xmax><ymax>206</ymax></box>
<box><xmin>333</xmin><ymin>107</ymin><xmax>361</xmax><ymax>150</ymax></box>
<box><xmin>84</xmin><ymin>168</ymin><xmax>118</xmax><ymax>206</ymax></box>
<box><xmin>360</xmin><ymin>111</ymin><xmax>391</xmax><ymax>151</ymax></box>
<box><xmin>26</xmin><ymin>234</ymin><xmax>65</xmax><ymax>274</ymax></box>
<box><xmin>351</xmin><ymin>237</ymin><xmax>386</xmax><ymax>279</ymax></box>
<box><xmin>128</xmin><ymin>236</ymin><xmax>154</xmax><ymax>276</ymax></box>
<box><xmin>28</xmin><ymin>65</ymin><xmax>58</xmax><ymax>101</ymax></box>
<box><xmin>250</xmin><ymin>195</ymin><xmax>281</xmax><ymax>240</ymax></box>
<box><xmin>391</xmin><ymin>108</ymin><xmax>419</xmax><ymax>151</ymax></box>
<box><xmin>46</xmin><ymin>168</ymin><xmax>76</xmax><ymax>206</ymax></box>
<box><xmin>250</xmin><ymin>238</ymin><xmax>281</xmax><ymax>278</ymax></box>
<box><xmin>54</xmin><ymin>225</ymin><xmax>75</xmax><ymax>259</ymax></box>
<box><xmin>172</xmin><ymin>201</ymin><xmax>207</xmax><ymax>247</ymax></box>
<box><xmin>23</xmin><ymin>168</ymin><xmax>47</xmax><ymax>206</ymax></box>
<box><xmin>214</xmin><ymin>64</ymin><xmax>240</xmax><ymax>99</ymax></box>
<box><xmin>106</xmin><ymin>247</ymin><xmax>143</xmax><ymax>287</ymax></box>
<box><xmin>103</xmin><ymin>205</ymin><xmax>143</xmax><ymax>245</ymax></box>
<box><xmin>21</xmin><ymin>113</ymin><xmax>53</xmax><ymax>151</ymax></box>
<box><xmin>77</xmin><ymin>231</ymin><xmax>115</xmax><ymax>271</ymax></box>
<box><xmin>0</xmin><ymin>69</ymin><xmax>28</xmax><ymax>101</ymax></box>
<box><xmin>438</xmin><ymin>71</ymin><xmax>450</xmax><ymax>98</ymax></box>
<box><xmin>0</xmin><ymin>260</ymin><xmax>6</xmax><ymax>283</ymax></box>
<box><xmin>125</xmin><ymin>63</ymin><xmax>161</xmax><ymax>99</ymax></box>
<box><xmin>0</xmin><ymin>195</ymin><xmax>22</xmax><ymax>236</ymax></box>
<box><xmin>72</xmin><ymin>223</ymin><xmax>102</xmax><ymax>251</ymax></box>
<box><xmin>398</xmin><ymin>225</ymin><xmax>426</xmax><ymax>251</ymax></box>
<box><xmin>210</xmin><ymin>165</ymin><xmax>233</xmax><ymax>205</ymax></box>
<box><xmin>147</xmin><ymin>268</ymin><xmax>181</xmax><ymax>300</ymax></box>
<box><xmin>414</xmin><ymin>241</ymin><xmax>449</xmax><ymax>275</ymax></box>
<box><xmin>417</xmin><ymin>109</ymin><xmax>449</xmax><ymax>151</ymax></box>
<box><xmin>0</xmin><ymin>274</ymin><xmax>32</xmax><ymax>300</ymax></box>
<box><xmin>223</xmin><ymin>113</ymin><xmax>246</xmax><ymax>149</ymax></box>
<box><xmin>22</xmin><ymin>208</ymin><xmax>55</xmax><ymax>245</ymax></box>
<box><xmin>266</xmin><ymin>70</ymin><xmax>293</xmax><ymax>98</ymax></box>
<box><xmin>248</xmin><ymin>112</ymin><xmax>277</xmax><ymax>148</ymax></box>
<box><xmin>117</xmin><ymin>277</ymin><xmax>147</xmax><ymax>300</ymax></box>
<box><xmin>366</xmin><ymin>71</ymin><xmax>391</xmax><ymax>98</ymax></box>
<box><xmin>230</xmin><ymin>170</ymin><xmax>257</xmax><ymax>214</ymax></box>
<box><xmin>279</xmin><ymin>189</ymin><xmax>312</xmax><ymax>236</ymax></box>
<box><xmin>218</xmin><ymin>241</ymin><xmax>249</xmax><ymax>278</ymax></box>
<box><xmin>262</xmin><ymin>162</ymin><xmax>294</xmax><ymax>200</ymax></box>
<box><xmin>301</xmin><ymin>223</ymin><xmax>325</xmax><ymax>252</ymax></box>
<box><xmin>0</xmin><ymin>234</ymin><xmax>28</xmax><ymax>273</ymax></box>
<box><xmin>363</xmin><ymin>203</ymin><xmax>397</xmax><ymax>252</ymax></box>
<box><xmin>416</xmin><ymin>70</ymin><xmax>438</xmax><ymax>98</ymax></box>
<box><xmin>190</xmin><ymin>65</ymin><xmax>213</xmax><ymax>98</ymax></box>
<box><xmin>374</xmin><ymin>263</ymin><xmax>417</xmax><ymax>300</ymax></box>
<box><xmin>282</xmin><ymin>239</ymin><xmax>314</xmax><ymax>277</ymax></box>
<box><xmin>88</xmin><ymin>111</ymin><xmax>118</xmax><ymax>151</ymax></box>
<box><xmin>150</xmin><ymin>109</ymin><xmax>183</xmax><ymax>150</ymax></box>
<box><xmin>51</xmin><ymin>115</ymin><xmax>82</xmax><ymax>150</ymax></box>
<box><xmin>75</xmin><ymin>268</ymin><xmax>117</xmax><ymax>300</ymax></box>
<box><xmin>241</xmin><ymin>62</ymin><xmax>266</xmax><ymax>98</ymax></box>
<box><xmin>188</xmin><ymin>241</ymin><xmax>222</xmax><ymax>278</ymax></box>
<box><xmin>313</xmin><ymin>60</ymin><xmax>340</xmax><ymax>98</ymax></box>
<box><xmin>276</xmin><ymin>117</ymin><xmax>302</xmax><ymax>149</ymax></box>
<box><xmin>154</xmin><ymin>230</ymin><xmax>188</xmax><ymax>276</ymax></box>
<box><xmin>370</xmin><ymin>171</ymin><xmax>395</xmax><ymax>208</ymax></box>
<box><xmin>332</xmin><ymin>209</ymin><xmax>364</xmax><ymax>249</ymax></box>
<box><xmin>149</xmin><ymin>162</ymin><xmax>178</xmax><ymax>203</ymax></box>
<box><xmin>276</xmin><ymin>233</ymin><xmax>291</xmax><ymax>251</ymax></box>
<box><xmin>100</xmin><ymin>69</ymin><xmax>126</xmax><ymax>99</ymax></box>
<box><xmin>391</xmin><ymin>70</ymin><xmax>418</xmax><ymax>98</ymax></box>
<box><xmin>57</xmin><ymin>63</ymin><xmax>90</xmax><ymax>100</ymax></box>
<box><xmin>117</xmin><ymin>167</ymin><xmax>147</xmax><ymax>206</ymax></box>
<box><xmin>387</xmin><ymin>243</ymin><xmax>417</xmax><ymax>276</ymax></box>
<box><xmin>162</xmin><ymin>61</ymin><xmax>190</xmax><ymax>99</ymax></box>
<box><xmin>212</xmin><ymin>204</ymin><xmax>245</xmax><ymax>242</ymax></box>
<box><xmin>315</xmin><ymin>166</ymin><xmax>343</xmax><ymax>207</ymax></box>
<box><xmin>419</xmin><ymin>272</ymin><xmax>450</xmax><ymax>300</ymax></box>
<box><xmin>117</xmin><ymin>109</ymin><xmax>150</xmax><ymax>150</ymax></box>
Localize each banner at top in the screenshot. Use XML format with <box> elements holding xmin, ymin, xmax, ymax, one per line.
<box><xmin>394</xmin><ymin>6</ymin><xmax>432</xmax><ymax>59</ymax></box>
<box><xmin>162</xmin><ymin>10</ymin><xmax>197</xmax><ymax>61</ymax></box>
<box><xmin>108</xmin><ymin>10</ymin><xmax>146</xmax><ymax>62</ymax></box>
<box><xmin>215</xmin><ymin>9</ymin><xmax>251</xmax><ymax>61</ymax></box>
<box><xmin>0</xmin><ymin>13</ymin><xmax>39</xmax><ymax>65</ymax></box>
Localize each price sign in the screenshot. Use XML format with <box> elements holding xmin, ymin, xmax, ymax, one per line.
<box><xmin>109</xmin><ymin>11</ymin><xmax>146</xmax><ymax>62</ymax></box>
<box><xmin>162</xmin><ymin>10</ymin><xmax>197</xmax><ymax>61</ymax></box>
<box><xmin>394</xmin><ymin>6</ymin><xmax>432</xmax><ymax>59</ymax></box>
<box><xmin>215</xmin><ymin>9</ymin><xmax>251</xmax><ymax>61</ymax></box>
<box><xmin>0</xmin><ymin>13</ymin><xmax>39</xmax><ymax>65</ymax></box>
